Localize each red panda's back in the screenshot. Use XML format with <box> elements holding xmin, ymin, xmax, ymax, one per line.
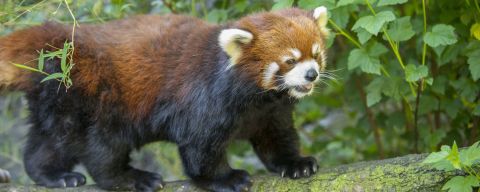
<box><xmin>72</xmin><ymin>15</ymin><xmax>215</xmax><ymax>120</ymax></box>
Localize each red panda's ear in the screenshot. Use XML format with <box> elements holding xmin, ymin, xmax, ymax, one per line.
<box><xmin>313</xmin><ymin>6</ymin><xmax>329</xmax><ymax>37</ymax></box>
<box><xmin>218</xmin><ymin>29</ymin><xmax>253</xmax><ymax>67</ymax></box>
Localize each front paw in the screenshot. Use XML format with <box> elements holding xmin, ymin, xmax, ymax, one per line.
<box><xmin>277</xmin><ymin>156</ymin><xmax>319</xmax><ymax>179</ymax></box>
<box><xmin>197</xmin><ymin>169</ymin><xmax>253</xmax><ymax>192</ymax></box>
<box><xmin>132</xmin><ymin>170</ymin><xmax>164</xmax><ymax>192</ymax></box>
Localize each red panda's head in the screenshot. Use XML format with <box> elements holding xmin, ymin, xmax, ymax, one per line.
<box><xmin>218</xmin><ymin>7</ymin><xmax>329</xmax><ymax>98</ymax></box>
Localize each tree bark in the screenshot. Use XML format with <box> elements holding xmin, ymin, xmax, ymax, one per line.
<box><xmin>0</xmin><ymin>152</ymin><xmax>472</xmax><ymax>192</ymax></box>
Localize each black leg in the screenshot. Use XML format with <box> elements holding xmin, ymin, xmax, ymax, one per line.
<box><xmin>24</xmin><ymin>131</ymin><xmax>86</xmax><ymax>188</ymax></box>
<box><xmin>80</xmin><ymin>129</ymin><xmax>164</xmax><ymax>192</ymax></box>
<box><xmin>250</xmin><ymin>118</ymin><xmax>318</xmax><ymax>179</ymax></box>
<box><xmin>179</xmin><ymin>143</ymin><xmax>252</xmax><ymax>192</ymax></box>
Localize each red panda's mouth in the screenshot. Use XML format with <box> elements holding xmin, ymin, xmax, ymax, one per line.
<box><xmin>293</xmin><ymin>84</ymin><xmax>313</xmax><ymax>93</ymax></box>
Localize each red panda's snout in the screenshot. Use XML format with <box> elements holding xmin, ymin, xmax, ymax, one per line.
<box><xmin>218</xmin><ymin>6</ymin><xmax>330</xmax><ymax>98</ymax></box>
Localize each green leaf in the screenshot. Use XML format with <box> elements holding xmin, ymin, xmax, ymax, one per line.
<box><xmin>13</xmin><ymin>63</ymin><xmax>44</xmax><ymax>74</ymax></box>
<box><xmin>298</xmin><ymin>0</ymin><xmax>335</xmax><ymax>9</ymax></box>
<box><xmin>474</xmin><ymin>105</ymin><xmax>480</xmax><ymax>116</ymax></box>
<box><xmin>206</xmin><ymin>9</ymin><xmax>228</xmax><ymax>23</ymax></box>
<box><xmin>347</xmin><ymin>49</ymin><xmax>381</xmax><ymax>75</ymax></box>
<box><xmin>377</xmin><ymin>0</ymin><xmax>408</xmax><ymax>6</ymax></box>
<box><xmin>330</xmin><ymin>5</ymin><xmax>351</xmax><ymax>29</ymax></box>
<box><xmin>442</xmin><ymin>176</ymin><xmax>479</xmax><ymax>192</ymax></box>
<box><xmin>38</xmin><ymin>49</ymin><xmax>45</xmax><ymax>71</ymax></box>
<box><xmin>424</xmin><ymin>24</ymin><xmax>457</xmax><ymax>47</ymax></box>
<box><xmin>60</xmin><ymin>42</ymin><xmax>70</xmax><ymax>73</ymax></box>
<box><xmin>446</xmin><ymin>141</ymin><xmax>461</xmax><ymax>170</ymax></box>
<box><xmin>271</xmin><ymin>0</ymin><xmax>294</xmax><ymax>10</ymax></box>
<box><xmin>460</xmin><ymin>141</ymin><xmax>480</xmax><ymax>166</ymax></box>
<box><xmin>41</xmin><ymin>73</ymin><xmax>64</xmax><ymax>83</ymax></box>
<box><xmin>385</xmin><ymin>16</ymin><xmax>415</xmax><ymax>42</ymax></box>
<box><xmin>405</xmin><ymin>64</ymin><xmax>428</xmax><ymax>82</ymax></box>
<box><xmin>367</xmin><ymin>91</ymin><xmax>381</xmax><ymax>107</ymax></box>
<box><xmin>471</xmin><ymin>23</ymin><xmax>480</xmax><ymax>40</ymax></box>
<box><xmin>467</xmin><ymin>50</ymin><xmax>480</xmax><ymax>81</ymax></box>
<box><xmin>423</xmin><ymin>150</ymin><xmax>449</xmax><ymax>164</ymax></box>
<box><xmin>337</xmin><ymin>0</ymin><xmax>363</xmax><ymax>7</ymax></box>
<box><xmin>357</xmin><ymin>28</ymin><xmax>372</xmax><ymax>44</ymax></box>
<box><xmin>366</xmin><ymin>41</ymin><xmax>388</xmax><ymax>57</ymax></box>
<box><xmin>352</xmin><ymin>11</ymin><xmax>396</xmax><ymax>35</ymax></box>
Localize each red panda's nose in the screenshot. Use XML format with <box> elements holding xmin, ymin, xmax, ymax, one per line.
<box><xmin>305</xmin><ymin>69</ymin><xmax>318</xmax><ymax>82</ymax></box>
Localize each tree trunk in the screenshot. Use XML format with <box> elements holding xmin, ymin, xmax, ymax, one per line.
<box><xmin>0</xmin><ymin>153</ymin><xmax>470</xmax><ymax>192</ymax></box>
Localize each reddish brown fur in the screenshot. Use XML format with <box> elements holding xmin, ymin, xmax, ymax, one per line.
<box><xmin>233</xmin><ymin>8</ymin><xmax>327</xmax><ymax>89</ymax></box>
<box><xmin>0</xmin><ymin>9</ymin><xmax>326</xmax><ymax>120</ymax></box>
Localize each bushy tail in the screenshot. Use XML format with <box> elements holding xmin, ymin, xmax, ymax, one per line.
<box><xmin>0</xmin><ymin>22</ymin><xmax>68</xmax><ymax>92</ymax></box>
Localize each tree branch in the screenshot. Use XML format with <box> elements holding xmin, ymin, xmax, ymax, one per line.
<box><xmin>1</xmin><ymin>151</ymin><xmax>474</xmax><ymax>191</ymax></box>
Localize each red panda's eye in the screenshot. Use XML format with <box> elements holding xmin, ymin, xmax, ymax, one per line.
<box><xmin>285</xmin><ymin>59</ymin><xmax>297</xmax><ymax>65</ymax></box>
<box><xmin>313</xmin><ymin>53</ymin><xmax>319</xmax><ymax>59</ymax></box>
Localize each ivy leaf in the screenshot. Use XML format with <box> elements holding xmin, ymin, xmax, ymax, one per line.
<box><xmin>348</xmin><ymin>49</ymin><xmax>381</xmax><ymax>75</ymax></box>
<box><xmin>271</xmin><ymin>0</ymin><xmax>294</xmax><ymax>10</ymax></box>
<box><xmin>385</xmin><ymin>16</ymin><xmax>415</xmax><ymax>42</ymax></box>
<box><xmin>460</xmin><ymin>141</ymin><xmax>480</xmax><ymax>167</ymax></box>
<box><xmin>405</xmin><ymin>64</ymin><xmax>429</xmax><ymax>82</ymax></box>
<box><xmin>424</xmin><ymin>24</ymin><xmax>457</xmax><ymax>47</ymax></box>
<box><xmin>352</xmin><ymin>11</ymin><xmax>396</xmax><ymax>35</ymax></box>
<box><xmin>377</xmin><ymin>0</ymin><xmax>407</xmax><ymax>6</ymax></box>
<box><xmin>442</xmin><ymin>176</ymin><xmax>480</xmax><ymax>192</ymax></box>
<box><xmin>446</xmin><ymin>141</ymin><xmax>461</xmax><ymax>170</ymax></box>
<box><xmin>467</xmin><ymin>50</ymin><xmax>480</xmax><ymax>81</ymax></box>
<box><xmin>471</xmin><ymin>23</ymin><xmax>480</xmax><ymax>40</ymax></box>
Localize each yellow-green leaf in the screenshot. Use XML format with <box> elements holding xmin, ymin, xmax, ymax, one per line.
<box><xmin>471</xmin><ymin>23</ymin><xmax>480</xmax><ymax>40</ymax></box>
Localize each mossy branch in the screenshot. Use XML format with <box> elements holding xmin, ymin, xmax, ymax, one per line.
<box><xmin>0</xmin><ymin>152</ymin><xmax>476</xmax><ymax>191</ymax></box>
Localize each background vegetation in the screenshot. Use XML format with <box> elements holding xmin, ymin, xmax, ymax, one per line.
<box><xmin>0</xmin><ymin>0</ymin><xmax>479</xmax><ymax>187</ymax></box>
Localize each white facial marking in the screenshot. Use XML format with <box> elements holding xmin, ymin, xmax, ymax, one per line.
<box><xmin>312</xmin><ymin>43</ymin><xmax>327</xmax><ymax>69</ymax></box>
<box><xmin>218</xmin><ymin>29</ymin><xmax>253</xmax><ymax>68</ymax></box>
<box><xmin>262</xmin><ymin>62</ymin><xmax>280</xmax><ymax>89</ymax></box>
<box><xmin>284</xmin><ymin>59</ymin><xmax>319</xmax><ymax>86</ymax></box>
<box><xmin>312</xmin><ymin>43</ymin><xmax>320</xmax><ymax>56</ymax></box>
<box><xmin>284</xmin><ymin>59</ymin><xmax>320</xmax><ymax>98</ymax></box>
<box><xmin>320</xmin><ymin>49</ymin><xmax>327</xmax><ymax>69</ymax></box>
<box><xmin>289</xmin><ymin>48</ymin><xmax>301</xmax><ymax>59</ymax></box>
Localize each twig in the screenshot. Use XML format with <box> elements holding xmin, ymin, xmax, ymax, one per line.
<box><xmin>355</xmin><ymin>76</ymin><xmax>385</xmax><ymax>158</ymax></box>
<box><xmin>413</xmin><ymin>79</ymin><xmax>424</xmax><ymax>153</ymax></box>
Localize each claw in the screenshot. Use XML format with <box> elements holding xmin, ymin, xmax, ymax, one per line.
<box><xmin>312</xmin><ymin>165</ymin><xmax>318</xmax><ymax>173</ymax></box>
<box><xmin>281</xmin><ymin>170</ymin><xmax>286</xmax><ymax>178</ymax></box>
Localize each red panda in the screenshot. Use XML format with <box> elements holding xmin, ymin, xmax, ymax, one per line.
<box><xmin>0</xmin><ymin>6</ymin><xmax>329</xmax><ymax>192</ymax></box>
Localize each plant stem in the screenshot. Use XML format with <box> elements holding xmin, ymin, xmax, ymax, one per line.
<box><xmin>328</xmin><ymin>19</ymin><xmax>362</xmax><ymax>48</ymax></box>
<box><xmin>364</xmin><ymin>0</ymin><xmax>418</xmax><ymax>97</ymax></box>
<box><xmin>421</xmin><ymin>0</ymin><xmax>427</xmax><ymax>66</ymax></box>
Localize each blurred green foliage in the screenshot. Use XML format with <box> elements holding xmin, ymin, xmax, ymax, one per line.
<box><xmin>0</xmin><ymin>0</ymin><xmax>479</xmax><ymax>185</ymax></box>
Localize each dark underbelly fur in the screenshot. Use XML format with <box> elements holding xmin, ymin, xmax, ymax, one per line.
<box><xmin>22</xmin><ymin>60</ymin><xmax>319</xmax><ymax>192</ymax></box>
